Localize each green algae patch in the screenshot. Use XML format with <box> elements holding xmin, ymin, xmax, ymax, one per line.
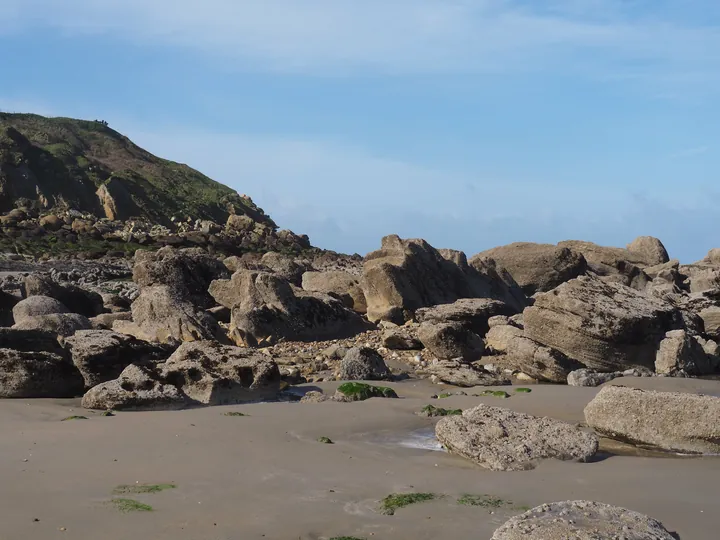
<box><xmin>224</xmin><ymin>411</ymin><xmax>248</xmax><ymax>417</ymax></box>
<box><xmin>61</xmin><ymin>415</ymin><xmax>88</xmax><ymax>421</ymax></box>
<box><xmin>336</xmin><ymin>382</ymin><xmax>398</xmax><ymax>402</ymax></box>
<box><xmin>318</xmin><ymin>436</ymin><xmax>334</xmax><ymax>444</ymax></box>
<box><xmin>101</xmin><ymin>410</ymin><xmax>115</xmax><ymax>417</ymax></box>
<box><xmin>419</xmin><ymin>404</ymin><xmax>462</xmax><ymax>417</ymax></box>
<box><xmin>458</xmin><ymin>494</ymin><xmax>512</xmax><ymax>509</ymax></box>
<box><xmin>514</xmin><ymin>388</ymin><xmax>532</xmax><ymax>393</ymax></box>
<box><xmin>477</xmin><ymin>390</ymin><xmax>511</xmax><ymax>398</ymax></box>
<box><xmin>111</xmin><ymin>498</ymin><xmax>153</xmax><ymax>512</ymax></box>
<box><xmin>113</xmin><ymin>484</ymin><xmax>176</xmax><ymax>495</ymax></box>
<box><xmin>380</xmin><ymin>492</ymin><xmax>440</xmax><ymax>515</ymax></box>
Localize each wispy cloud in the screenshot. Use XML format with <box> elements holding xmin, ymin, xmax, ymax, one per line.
<box><xmin>669</xmin><ymin>146</ymin><xmax>709</xmax><ymax>159</ymax></box>
<box><xmin>2</xmin><ymin>0</ymin><xmax>719</xmax><ymax>87</ymax></box>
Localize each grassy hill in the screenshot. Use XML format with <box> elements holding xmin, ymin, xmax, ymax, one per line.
<box><xmin>0</xmin><ymin>113</ymin><xmax>275</xmax><ymax>227</ymax></box>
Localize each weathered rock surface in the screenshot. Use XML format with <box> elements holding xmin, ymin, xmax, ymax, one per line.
<box><xmin>23</xmin><ymin>274</ymin><xmax>104</xmax><ymax>317</ymax></box>
<box><xmin>64</xmin><ymin>329</ymin><xmax>171</xmax><ymax>388</ymax></box>
<box><xmin>418</xmin><ymin>322</ymin><xmax>485</xmax><ymax>362</ymax></box>
<box><xmin>133</xmin><ymin>247</ymin><xmax>229</xmax><ymax>308</ymax></box>
<box><xmin>491</xmin><ymin>500</ymin><xmax>676</xmax><ymax>540</ymax></box>
<box><xmin>82</xmin><ymin>364</ymin><xmax>186</xmax><ymax>410</ymax></box>
<box><xmin>114</xmin><ymin>285</ymin><xmax>224</xmax><ymax>344</ymax></box>
<box><xmin>210</xmin><ymin>270</ymin><xmax>368</xmax><ymax>347</ymax></box>
<box><xmin>473</xmin><ymin>243</ymin><xmax>587</xmax><ymax>295</ymax></box>
<box><xmin>301</xmin><ymin>271</ymin><xmax>367</xmax><ymax>313</ymax></box>
<box><xmin>415</xmin><ymin>298</ymin><xmax>515</xmax><ymax>336</ymax></box>
<box><xmin>382</xmin><ymin>327</ymin><xmax>423</xmax><ymax>350</ymax></box>
<box><xmin>655</xmin><ymin>329</ymin><xmax>714</xmax><ymax>376</ymax></box>
<box><xmin>505</xmin><ymin>336</ymin><xmax>584</xmax><ymax>383</ymax></box>
<box><xmin>261</xmin><ymin>251</ymin><xmax>306</xmax><ymax>286</ymax></box>
<box><xmin>12</xmin><ymin>295</ymin><xmax>69</xmax><ymax>323</ymax></box>
<box><xmin>567</xmin><ymin>369</ymin><xmax>622</xmax><ymax>387</ymax></box>
<box><xmin>83</xmin><ymin>341</ymin><xmax>281</xmax><ymax>410</ymax></box>
<box><xmin>436</xmin><ymin>404</ymin><xmax>598</xmax><ymax>471</ymax></box>
<box><xmin>485</xmin><ymin>324</ymin><xmax>524</xmax><ymax>353</ymax></box>
<box><xmin>524</xmin><ymin>276</ymin><xmax>689</xmax><ymax>372</ymax></box>
<box><xmin>424</xmin><ymin>361</ymin><xmax>510</xmax><ymax>387</ymax></box>
<box><xmin>361</xmin><ymin>235</ymin><xmax>528</xmax><ymax>323</ymax></box>
<box><xmin>0</xmin><ymin>349</ymin><xmax>84</xmax><ymax>398</ymax></box>
<box><xmin>337</xmin><ymin>347</ymin><xmax>391</xmax><ymax>381</ymax></box>
<box><xmin>14</xmin><ymin>313</ymin><xmax>93</xmax><ymax>337</ymax></box>
<box><xmin>699</xmin><ymin>306</ymin><xmax>720</xmax><ymax>337</ymax></box>
<box><xmin>627</xmin><ymin>236</ymin><xmax>671</xmax><ymax>266</ymax></box>
<box><xmin>584</xmin><ymin>385</ymin><xmax>720</xmax><ymax>454</ymax></box>
<box><xmin>89</xmin><ymin>312</ymin><xmax>133</xmax><ymax>330</ymax></box>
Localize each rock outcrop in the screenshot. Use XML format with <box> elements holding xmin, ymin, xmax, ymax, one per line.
<box><xmin>361</xmin><ymin>235</ymin><xmax>527</xmax><ymax>323</ymax></box>
<box><xmin>415</xmin><ymin>298</ymin><xmax>515</xmax><ymax>336</ymax></box>
<box><xmin>82</xmin><ymin>341</ymin><xmax>281</xmax><ymax>410</ymax></box>
<box><xmin>301</xmin><ymin>271</ymin><xmax>367</xmax><ymax>313</ymax></box>
<box><xmin>210</xmin><ymin>270</ymin><xmax>368</xmax><ymax>347</ymax></box>
<box><xmin>114</xmin><ymin>285</ymin><xmax>224</xmax><ymax>344</ymax></box>
<box><xmin>436</xmin><ymin>404</ymin><xmax>598</xmax><ymax>471</ymax></box>
<box><xmin>418</xmin><ymin>322</ymin><xmax>485</xmax><ymax>362</ymax></box>
<box><xmin>524</xmin><ymin>276</ymin><xmax>691</xmax><ymax>372</ymax></box>
<box><xmin>584</xmin><ymin>385</ymin><xmax>720</xmax><ymax>454</ymax></box>
<box><xmin>655</xmin><ymin>329</ymin><xmax>715</xmax><ymax>376</ymax></box>
<box><xmin>472</xmin><ymin>243</ymin><xmax>587</xmax><ymax>295</ymax></box>
<box><xmin>504</xmin><ymin>335</ymin><xmax>584</xmax><ymax>383</ymax></box>
<box><xmin>491</xmin><ymin>500</ymin><xmax>676</xmax><ymax>540</ymax></box>
<box><xmin>64</xmin><ymin>329</ymin><xmax>171</xmax><ymax>388</ymax></box>
<box><xmin>337</xmin><ymin>347</ymin><xmax>391</xmax><ymax>381</ymax></box>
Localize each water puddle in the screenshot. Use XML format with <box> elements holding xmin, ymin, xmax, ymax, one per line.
<box><xmin>367</xmin><ymin>427</ymin><xmax>445</xmax><ymax>452</ymax></box>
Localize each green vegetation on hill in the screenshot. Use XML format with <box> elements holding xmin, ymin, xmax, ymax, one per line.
<box><xmin>0</xmin><ymin>113</ymin><xmax>275</xmax><ymax>227</ymax></box>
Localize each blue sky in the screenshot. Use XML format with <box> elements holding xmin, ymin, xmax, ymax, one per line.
<box><xmin>0</xmin><ymin>1</ymin><xmax>718</xmax><ymax>261</ymax></box>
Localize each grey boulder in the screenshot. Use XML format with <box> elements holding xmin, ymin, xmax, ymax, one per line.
<box><xmin>418</xmin><ymin>322</ymin><xmax>485</xmax><ymax>362</ymax></box>
<box><xmin>337</xmin><ymin>347</ymin><xmax>391</xmax><ymax>381</ymax></box>
<box><xmin>436</xmin><ymin>404</ymin><xmax>598</xmax><ymax>471</ymax></box>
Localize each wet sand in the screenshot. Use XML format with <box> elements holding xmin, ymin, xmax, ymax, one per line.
<box><xmin>1</xmin><ymin>378</ymin><xmax>719</xmax><ymax>540</ymax></box>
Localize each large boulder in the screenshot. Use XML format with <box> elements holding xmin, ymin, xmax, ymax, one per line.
<box><xmin>0</xmin><ymin>349</ymin><xmax>84</xmax><ymax>398</ymax></box>
<box><xmin>0</xmin><ymin>327</ymin><xmax>66</xmax><ymax>353</ymax></box>
<box><xmin>436</xmin><ymin>404</ymin><xmax>598</xmax><ymax>471</ymax></box>
<box><xmin>13</xmin><ymin>313</ymin><xmax>93</xmax><ymax>337</ymax></box>
<box><xmin>472</xmin><ymin>243</ymin><xmax>587</xmax><ymax>295</ymax></box>
<box><xmin>210</xmin><ymin>271</ymin><xmax>368</xmax><ymax>347</ymax></box>
<box><xmin>484</xmin><ymin>324</ymin><xmax>524</xmax><ymax>353</ymax></box>
<box><xmin>415</xmin><ymin>298</ymin><xmax>515</xmax><ymax>336</ymax></box>
<box><xmin>505</xmin><ymin>335</ymin><xmax>584</xmax><ymax>383</ymax></box>
<box><xmin>114</xmin><ymin>285</ymin><xmax>225</xmax><ymax>344</ymax></box>
<box><xmin>82</xmin><ymin>341</ymin><xmax>281</xmax><ymax>410</ymax></box>
<box><xmin>524</xmin><ymin>276</ymin><xmax>690</xmax><ymax>372</ymax></box>
<box><xmin>418</xmin><ymin>322</ymin><xmax>485</xmax><ymax>362</ymax></box>
<box><xmin>260</xmin><ymin>252</ymin><xmax>306</xmax><ymax>286</ymax></box>
<box><xmin>301</xmin><ymin>271</ymin><xmax>367</xmax><ymax>313</ymax></box>
<box><xmin>361</xmin><ymin>235</ymin><xmax>527</xmax><ymax>324</ymax></box>
<box><xmin>81</xmin><ymin>364</ymin><xmax>186</xmax><ymax>411</ymax></box>
<box><xmin>655</xmin><ymin>329</ymin><xmax>715</xmax><ymax>376</ymax></box>
<box><xmin>626</xmin><ymin>236</ymin><xmax>670</xmax><ymax>266</ymax></box>
<box><xmin>133</xmin><ymin>247</ymin><xmax>229</xmax><ymax>308</ymax></box>
<box><xmin>23</xmin><ymin>274</ymin><xmax>104</xmax><ymax>317</ymax></box>
<box><xmin>491</xmin><ymin>500</ymin><xmax>676</xmax><ymax>540</ymax></box>
<box><xmin>584</xmin><ymin>385</ymin><xmax>720</xmax><ymax>454</ymax></box>
<box><xmin>64</xmin><ymin>329</ymin><xmax>171</xmax><ymax>388</ymax></box>
<box><xmin>12</xmin><ymin>295</ymin><xmax>69</xmax><ymax>323</ymax></box>
<box><xmin>337</xmin><ymin>347</ymin><xmax>391</xmax><ymax>381</ymax></box>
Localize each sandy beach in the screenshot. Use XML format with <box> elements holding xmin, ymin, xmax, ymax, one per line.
<box><xmin>2</xmin><ymin>377</ymin><xmax>718</xmax><ymax>540</ymax></box>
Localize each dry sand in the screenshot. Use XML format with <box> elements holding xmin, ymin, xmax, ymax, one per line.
<box><xmin>1</xmin><ymin>377</ymin><xmax>718</xmax><ymax>540</ymax></box>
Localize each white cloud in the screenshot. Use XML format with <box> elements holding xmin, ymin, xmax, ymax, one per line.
<box><xmin>2</xmin><ymin>0</ymin><xmax>719</xmax><ymax>83</ymax></box>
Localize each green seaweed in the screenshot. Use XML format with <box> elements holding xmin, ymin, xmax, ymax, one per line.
<box><xmin>457</xmin><ymin>494</ymin><xmax>512</xmax><ymax>509</ymax></box>
<box><xmin>111</xmin><ymin>498</ymin><xmax>153</xmax><ymax>512</ymax></box>
<box><xmin>113</xmin><ymin>483</ymin><xmax>176</xmax><ymax>495</ymax></box>
<box><xmin>380</xmin><ymin>492</ymin><xmax>440</xmax><ymax>515</ymax></box>
<box><xmin>318</xmin><ymin>436</ymin><xmax>334</xmax><ymax>444</ymax></box>
<box><xmin>101</xmin><ymin>410</ymin><xmax>115</xmax><ymax>417</ymax></box>
<box><xmin>61</xmin><ymin>415</ymin><xmax>88</xmax><ymax>421</ymax></box>
<box><xmin>477</xmin><ymin>390</ymin><xmax>510</xmax><ymax>398</ymax></box>
<box><xmin>419</xmin><ymin>404</ymin><xmax>462</xmax><ymax>417</ymax></box>
<box><xmin>437</xmin><ymin>392</ymin><xmax>453</xmax><ymax>399</ymax></box>
<box><xmin>514</xmin><ymin>388</ymin><xmax>532</xmax><ymax>393</ymax></box>
<box><xmin>336</xmin><ymin>382</ymin><xmax>398</xmax><ymax>402</ymax></box>
<box><xmin>224</xmin><ymin>412</ymin><xmax>247</xmax><ymax>417</ymax></box>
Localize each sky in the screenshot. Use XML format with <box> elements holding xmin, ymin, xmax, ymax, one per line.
<box><xmin>0</xmin><ymin>0</ymin><xmax>718</xmax><ymax>261</ymax></box>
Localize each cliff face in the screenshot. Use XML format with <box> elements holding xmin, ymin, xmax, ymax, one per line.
<box><xmin>0</xmin><ymin>113</ymin><xmax>275</xmax><ymax>228</ymax></box>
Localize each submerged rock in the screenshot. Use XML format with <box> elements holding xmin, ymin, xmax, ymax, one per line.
<box><xmin>584</xmin><ymin>385</ymin><xmax>720</xmax><ymax>454</ymax></box>
<box><xmin>436</xmin><ymin>404</ymin><xmax>598</xmax><ymax>471</ymax></box>
<box><xmin>491</xmin><ymin>500</ymin><xmax>676</xmax><ymax>540</ymax></box>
